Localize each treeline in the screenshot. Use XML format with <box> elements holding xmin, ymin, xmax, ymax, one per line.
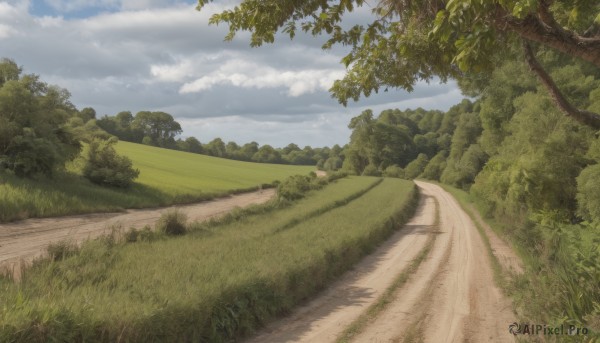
<box><xmin>0</xmin><ymin>58</ymin><xmax>138</xmax><ymax>187</ymax></box>
<box><xmin>344</xmin><ymin>47</ymin><xmax>600</xmax><ymax>331</ymax></box>
<box><xmin>97</xmin><ymin>112</ymin><xmax>345</xmax><ymax>166</ymax></box>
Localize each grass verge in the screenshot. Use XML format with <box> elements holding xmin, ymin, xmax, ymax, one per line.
<box><xmin>0</xmin><ymin>141</ymin><xmax>313</xmax><ymax>223</ymax></box>
<box><xmin>0</xmin><ymin>177</ymin><xmax>418</xmax><ymax>342</ymax></box>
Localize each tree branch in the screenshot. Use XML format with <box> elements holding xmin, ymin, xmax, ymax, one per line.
<box><xmin>522</xmin><ymin>41</ymin><xmax>600</xmax><ymax>129</ymax></box>
<box><xmin>505</xmin><ymin>11</ymin><xmax>600</xmax><ymax>68</ymax></box>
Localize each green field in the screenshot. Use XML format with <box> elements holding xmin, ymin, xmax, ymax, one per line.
<box><xmin>0</xmin><ymin>177</ymin><xmax>418</xmax><ymax>342</ymax></box>
<box><xmin>0</xmin><ymin>141</ymin><xmax>314</xmax><ymax>222</ymax></box>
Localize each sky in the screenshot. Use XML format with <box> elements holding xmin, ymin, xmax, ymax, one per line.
<box><xmin>1</xmin><ymin>0</ymin><xmax>464</xmax><ymax>147</ymax></box>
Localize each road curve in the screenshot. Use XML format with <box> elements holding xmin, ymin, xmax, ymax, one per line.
<box><xmin>245</xmin><ymin>181</ymin><xmax>516</xmax><ymax>343</ymax></box>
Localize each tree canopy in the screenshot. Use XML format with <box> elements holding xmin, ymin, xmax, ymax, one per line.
<box><xmin>198</xmin><ymin>0</ymin><xmax>600</xmax><ymax>128</ymax></box>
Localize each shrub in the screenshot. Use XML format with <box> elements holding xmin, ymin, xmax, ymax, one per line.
<box><xmin>383</xmin><ymin>165</ymin><xmax>404</xmax><ymax>178</ymax></box>
<box><xmin>361</xmin><ymin>164</ymin><xmax>380</xmax><ymax>176</ymax></box>
<box><xmin>576</xmin><ymin>164</ymin><xmax>600</xmax><ymax>223</ymax></box>
<box><xmin>420</xmin><ymin>151</ymin><xmax>447</xmax><ymax>181</ymax></box>
<box><xmin>124</xmin><ymin>228</ymin><xmax>139</xmax><ymax>243</ymax></box>
<box><xmin>326</xmin><ymin>170</ymin><xmax>349</xmax><ymax>182</ymax></box>
<box><xmin>277</xmin><ymin>175</ymin><xmax>313</xmax><ymax>201</ymax></box>
<box><xmin>82</xmin><ymin>138</ymin><xmax>139</xmax><ymax>188</ymax></box>
<box><xmin>47</xmin><ymin>240</ymin><xmax>79</xmax><ymax>261</ymax></box>
<box><xmin>156</xmin><ymin>210</ymin><xmax>188</xmax><ymax>235</ymax></box>
<box><xmin>404</xmin><ymin>153</ymin><xmax>429</xmax><ymax>179</ymax></box>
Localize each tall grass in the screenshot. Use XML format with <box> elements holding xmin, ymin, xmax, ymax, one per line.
<box><xmin>0</xmin><ymin>141</ymin><xmax>314</xmax><ymax>222</ymax></box>
<box><xmin>0</xmin><ymin>177</ymin><xmax>418</xmax><ymax>342</ymax></box>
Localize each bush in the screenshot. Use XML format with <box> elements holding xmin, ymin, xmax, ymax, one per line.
<box><xmin>404</xmin><ymin>153</ymin><xmax>429</xmax><ymax>179</ymax></box>
<box><xmin>47</xmin><ymin>240</ymin><xmax>79</xmax><ymax>261</ymax></box>
<box><xmin>82</xmin><ymin>139</ymin><xmax>139</xmax><ymax>188</ymax></box>
<box><xmin>383</xmin><ymin>165</ymin><xmax>404</xmax><ymax>178</ymax></box>
<box><xmin>156</xmin><ymin>210</ymin><xmax>188</xmax><ymax>235</ymax></box>
<box><xmin>361</xmin><ymin>164</ymin><xmax>381</xmax><ymax>176</ymax></box>
<box><xmin>277</xmin><ymin>175</ymin><xmax>314</xmax><ymax>201</ymax></box>
<box><xmin>577</xmin><ymin>164</ymin><xmax>600</xmax><ymax>223</ymax></box>
<box><xmin>421</xmin><ymin>151</ymin><xmax>447</xmax><ymax>181</ymax></box>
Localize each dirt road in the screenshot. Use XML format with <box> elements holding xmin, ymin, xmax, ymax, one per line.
<box><xmin>0</xmin><ymin>189</ymin><xmax>275</xmax><ymax>272</ymax></box>
<box><xmin>246</xmin><ymin>181</ymin><xmax>517</xmax><ymax>343</ymax></box>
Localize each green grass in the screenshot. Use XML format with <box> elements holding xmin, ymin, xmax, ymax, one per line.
<box><xmin>0</xmin><ymin>141</ymin><xmax>314</xmax><ymax>222</ymax></box>
<box><xmin>115</xmin><ymin>141</ymin><xmax>314</xmax><ymax>196</ymax></box>
<box><xmin>0</xmin><ymin>177</ymin><xmax>418</xmax><ymax>342</ymax></box>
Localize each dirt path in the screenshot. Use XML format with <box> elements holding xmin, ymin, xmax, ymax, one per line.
<box><xmin>0</xmin><ymin>189</ymin><xmax>275</xmax><ymax>273</ymax></box>
<box><xmin>246</xmin><ymin>181</ymin><xmax>516</xmax><ymax>343</ymax></box>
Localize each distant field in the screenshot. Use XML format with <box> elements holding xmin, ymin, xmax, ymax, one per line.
<box><xmin>0</xmin><ymin>141</ymin><xmax>314</xmax><ymax>222</ymax></box>
<box><xmin>115</xmin><ymin>141</ymin><xmax>315</xmax><ymax>196</ymax></box>
<box><xmin>0</xmin><ymin>177</ymin><xmax>418</xmax><ymax>342</ymax></box>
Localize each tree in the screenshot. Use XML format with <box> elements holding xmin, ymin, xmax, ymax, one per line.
<box><xmin>404</xmin><ymin>153</ymin><xmax>429</xmax><ymax>179</ymax></box>
<box><xmin>240</xmin><ymin>141</ymin><xmax>259</xmax><ymax>160</ymax></box>
<box><xmin>78</xmin><ymin>107</ymin><xmax>96</xmax><ymax>122</ymax></box>
<box><xmin>0</xmin><ymin>60</ymin><xmax>81</xmax><ymax>177</ymax></box>
<box><xmin>183</xmin><ymin>137</ymin><xmax>204</xmax><ymax>154</ymax></box>
<box><xmin>205</xmin><ymin>138</ymin><xmax>226</xmax><ymax>157</ymax></box>
<box><xmin>198</xmin><ymin>0</ymin><xmax>600</xmax><ymax>128</ymax></box>
<box><xmin>0</xmin><ymin>58</ymin><xmax>21</xmax><ymax>87</ymax></box>
<box><xmin>225</xmin><ymin>141</ymin><xmax>241</xmax><ymax>158</ymax></box>
<box><xmin>132</xmin><ymin>111</ymin><xmax>182</xmax><ymax>147</ymax></box>
<box><xmin>252</xmin><ymin>144</ymin><xmax>282</xmax><ymax>163</ymax></box>
<box><xmin>282</xmin><ymin>143</ymin><xmax>301</xmax><ymax>155</ymax></box>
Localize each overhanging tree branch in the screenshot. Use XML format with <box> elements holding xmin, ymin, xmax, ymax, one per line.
<box><xmin>504</xmin><ymin>8</ymin><xmax>600</xmax><ymax>68</ymax></box>
<box><xmin>522</xmin><ymin>41</ymin><xmax>600</xmax><ymax>129</ymax></box>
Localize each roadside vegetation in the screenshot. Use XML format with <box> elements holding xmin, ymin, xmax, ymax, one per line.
<box><xmin>331</xmin><ymin>48</ymin><xmax>600</xmax><ymax>336</ymax></box>
<box><xmin>0</xmin><ymin>141</ymin><xmax>313</xmax><ymax>223</ymax></box>
<box><xmin>0</xmin><ymin>57</ymin><xmax>315</xmax><ymax>223</ymax></box>
<box><xmin>0</xmin><ymin>176</ymin><xmax>418</xmax><ymax>342</ymax></box>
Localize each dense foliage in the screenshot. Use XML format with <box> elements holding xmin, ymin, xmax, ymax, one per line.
<box><xmin>0</xmin><ymin>58</ymin><xmax>81</xmax><ymax>177</ymax></box>
<box><xmin>82</xmin><ymin>139</ymin><xmax>139</xmax><ymax>188</ymax></box>
<box><xmin>98</xmin><ymin>111</ymin><xmax>344</xmax><ymax>166</ymax></box>
<box><xmin>0</xmin><ymin>58</ymin><xmax>139</xmax><ymax>191</ymax></box>
<box><xmin>339</xmin><ymin>46</ymin><xmax>600</xmax><ymax>333</ymax></box>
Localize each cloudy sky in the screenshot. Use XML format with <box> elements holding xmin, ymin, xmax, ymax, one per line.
<box><xmin>1</xmin><ymin>0</ymin><xmax>463</xmax><ymax>147</ymax></box>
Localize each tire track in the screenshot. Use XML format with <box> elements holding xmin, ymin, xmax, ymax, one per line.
<box><xmin>349</xmin><ymin>181</ymin><xmax>515</xmax><ymax>343</ymax></box>
<box><xmin>244</xmin><ymin>188</ymin><xmax>436</xmax><ymax>343</ymax></box>
<box><xmin>0</xmin><ymin>189</ymin><xmax>276</xmax><ymax>274</ymax></box>
<box><xmin>243</xmin><ymin>181</ymin><xmax>517</xmax><ymax>343</ymax></box>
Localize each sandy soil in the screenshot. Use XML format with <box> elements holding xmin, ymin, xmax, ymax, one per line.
<box><xmin>0</xmin><ymin>189</ymin><xmax>275</xmax><ymax>274</ymax></box>
<box><xmin>245</xmin><ymin>181</ymin><xmax>517</xmax><ymax>343</ymax></box>
<box><xmin>469</xmin><ymin>206</ymin><xmax>524</xmax><ymax>275</ymax></box>
<box><xmin>315</xmin><ymin>170</ymin><xmax>327</xmax><ymax>178</ymax></box>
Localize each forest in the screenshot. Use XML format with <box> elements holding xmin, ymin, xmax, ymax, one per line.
<box><xmin>338</xmin><ymin>47</ymin><xmax>600</xmax><ymax>330</ymax></box>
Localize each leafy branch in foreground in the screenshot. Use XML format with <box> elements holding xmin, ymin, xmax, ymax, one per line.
<box><xmin>197</xmin><ymin>0</ymin><xmax>600</xmax><ymax>128</ymax></box>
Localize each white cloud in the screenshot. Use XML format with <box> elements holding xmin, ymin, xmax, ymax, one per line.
<box><xmin>1</xmin><ymin>0</ymin><xmax>464</xmax><ymax>147</ymax></box>
<box><xmin>0</xmin><ymin>24</ymin><xmax>17</xmax><ymax>39</ymax></box>
<box><xmin>178</xmin><ymin>59</ymin><xmax>345</xmax><ymax>97</ymax></box>
<box><xmin>43</xmin><ymin>0</ymin><xmax>119</xmax><ymax>13</ymax></box>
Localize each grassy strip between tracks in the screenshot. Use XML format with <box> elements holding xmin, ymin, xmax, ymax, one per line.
<box><xmin>336</xmin><ymin>197</ymin><xmax>439</xmax><ymax>343</ymax></box>
<box><xmin>0</xmin><ymin>177</ymin><xmax>418</xmax><ymax>343</ymax></box>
